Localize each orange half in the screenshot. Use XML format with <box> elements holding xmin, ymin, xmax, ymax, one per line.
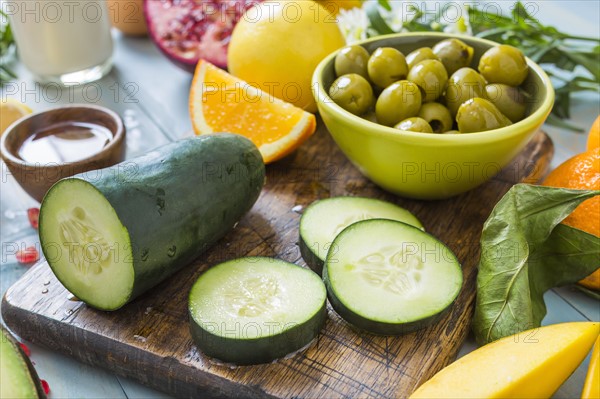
<box><xmin>190</xmin><ymin>60</ymin><xmax>317</xmax><ymax>163</ymax></box>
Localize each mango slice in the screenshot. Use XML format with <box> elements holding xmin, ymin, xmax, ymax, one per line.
<box><xmin>410</xmin><ymin>322</ymin><xmax>600</xmax><ymax>399</ymax></box>
<box><xmin>582</xmin><ymin>336</ymin><xmax>600</xmax><ymax>399</ymax></box>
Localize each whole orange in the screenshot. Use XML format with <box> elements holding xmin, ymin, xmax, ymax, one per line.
<box><xmin>543</xmin><ymin>148</ymin><xmax>600</xmax><ymax>290</ymax></box>
<box><xmin>588</xmin><ymin>115</ymin><xmax>600</xmax><ymax>151</ymax></box>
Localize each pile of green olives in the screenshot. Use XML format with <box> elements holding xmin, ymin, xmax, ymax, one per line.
<box><xmin>328</xmin><ymin>39</ymin><xmax>530</xmax><ymax>134</ymax></box>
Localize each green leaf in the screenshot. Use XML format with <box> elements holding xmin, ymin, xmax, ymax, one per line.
<box><xmin>527</xmin><ymin>224</ymin><xmax>600</xmax><ymax>323</ymax></box>
<box><xmin>473</xmin><ymin>184</ymin><xmax>600</xmax><ymax>345</ymax></box>
<box><xmin>365</xmin><ymin>1</ymin><xmax>394</xmax><ymax>35</ymax></box>
<box><xmin>544</xmin><ymin>114</ymin><xmax>585</xmax><ymax>132</ymax></box>
<box><xmin>377</xmin><ymin>0</ymin><xmax>391</xmax><ymax>12</ymax></box>
<box><xmin>564</xmin><ymin>52</ymin><xmax>600</xmax><ymax>81</ymax></box>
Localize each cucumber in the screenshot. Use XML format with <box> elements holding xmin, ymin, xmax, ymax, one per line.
<box><xmin>299</xmin><ymin>197</ymin><xmax>423</xmax><ymax>273</ymax></box>
<box><xmin>324</xmin><ymin>219</ymin><xmax>462</xmax><ymax>335</ymax></box>
<box><xmin>189</xmin><ymin>257</ymin><xmax>326</xmax><ymax>365</ymax></box>
<box><xmin>39</xmin><ymin>134</ymin><xmax>265</xmax><ymax>311</ymax></box>
<box><xmin>1</xmin><ymin>327</ymin><xmax>46</xmax><ymax>399</ymax></box>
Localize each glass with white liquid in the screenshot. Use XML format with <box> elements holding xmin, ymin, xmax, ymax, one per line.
<box><xmin>6</xmin><ymin>0</ymin><xmax>113</xmax><ymax>85</ymax></box>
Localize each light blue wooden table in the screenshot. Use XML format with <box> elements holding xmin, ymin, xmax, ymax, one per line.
<box><xmin>1</xmin><ymin>2</ymin><xmax>599</xmax><ymax>397</ymax></box>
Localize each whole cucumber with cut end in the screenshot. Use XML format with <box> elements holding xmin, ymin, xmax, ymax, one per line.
<box><xmin>39</xmin><ymin>134</ymin><xmax>265</xmax><ymax>311</ymax></box>
<box><xmin>189</xmin><ymin>257</ymin><xmax>327</xmax><ymax>365</ymax></box>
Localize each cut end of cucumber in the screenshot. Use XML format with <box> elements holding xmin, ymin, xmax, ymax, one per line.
<box><xmin>325</xmin><ymin>219</ymin><xmax>462</xmax><ymax>335</ymax></box>
<box><xmin>39</xmin><ymin>179</ymin><xmax>134</xmax><ymax>311</ymax></box>
<box><xmin>189</xmin><ymin>257</ymin><xmax>326</xmax><ymax>365</ymax></box>
<box><xmin>299</xmin><ymin>197</ymin><xmax>423</xmax><ymax>273</ymax></box>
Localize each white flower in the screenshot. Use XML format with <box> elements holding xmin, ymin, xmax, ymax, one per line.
<box><xmin>337</xmin><ymin>7</ymin><xmax>371</xmax><ymax>44</ymax></box>
<box><xmin>384</xmin><ymin>0</ymin><xmax>413</xmax><ymax>32</ymax></box>
<box><xmin>442</xmin><ymin>3</ymin><xmax>473</xmax><ymax>35</ymax></box>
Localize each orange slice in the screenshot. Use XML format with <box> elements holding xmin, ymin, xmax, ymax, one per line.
<box><xmin>189</xmin><ymin>60</ymin><xmax>317</xmax><ymax>163</ymax></box>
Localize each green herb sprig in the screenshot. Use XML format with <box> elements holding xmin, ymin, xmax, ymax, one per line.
<box><xmin>0</xmin><ymin>10</ymin><xmax>17</xmax><ymax>85</ymax></box>
<box><xmin>364</xmin><ymin>1</ymin><xmax>600</xmax><ymax>131</ymax></box>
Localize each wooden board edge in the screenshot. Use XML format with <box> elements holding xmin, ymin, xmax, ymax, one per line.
<box><xmin>1</xmin><ymin>288</ymin><xmax>275</xmax><ymax>399</ymax></box>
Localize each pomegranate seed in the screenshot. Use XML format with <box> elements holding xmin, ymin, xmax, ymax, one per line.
<box><xmin>27</xmin><ymin>208</ymin><xmax>40</xmax><ymax>229</ymax></box>
<box><xmin>16</xmin><ymin>247</ymin><xmax>39</xmax><ymax>264</ymax></box>
<box><xmin>19</xmin><ymin>342</ymin><xmax>31</xmax><ymax>357</ymax></box>
<box><xmin>41</xmin><ymin>379</ymin><xmax>50</xmax><ymax>395</ymax></box>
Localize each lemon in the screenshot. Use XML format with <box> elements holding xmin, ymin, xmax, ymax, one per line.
<box><xmin>1</xmin><ymin>99</ymin><xmax>32</xmax><ymax>136</ymax></box>
<box><xmin>228</xmin><ymin>0</ymin><xmax>346</xmax><ymax>113</ymax></box>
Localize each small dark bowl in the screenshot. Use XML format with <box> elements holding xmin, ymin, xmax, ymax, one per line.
<box><xmin>0</xmin><ymin>104</ymin><xmax>126</xmax><ymax>202</ymax></box>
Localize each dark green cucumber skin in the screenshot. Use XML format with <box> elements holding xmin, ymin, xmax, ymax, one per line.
<box><xmin>189</xmin><ymin>302</ymin><xmax>326</xmax><ymax>365</ymax></box>
<box><xmin>1</xmin><ymin>327</ymin><xmax>47</xmax><ymax>399</ymax></box>
<box><xmin>299</xmin><ymin>234</ymin><xmax>325</xmax><ymax>274</ymax></box>
<box><xmin>41</xmin><ymin>134</ymin><xmax>265</xmax><ymax>309</ymax></box>
<box><xmin>322</xmin><ymin>219</ymin><xmax>462</xmax><ymax>336</ymax></box>
<box><xmin>324</xmin><ymin>266</ymin><xmax>453</xmax><ymax>335</ymax></box>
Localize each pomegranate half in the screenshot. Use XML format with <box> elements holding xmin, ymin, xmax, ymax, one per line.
<box><xmin>144</xmin><ymin>0</ymin><xmax>262</xmax><ymax>72</ymax></box>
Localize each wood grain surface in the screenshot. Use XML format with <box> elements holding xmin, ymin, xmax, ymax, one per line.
<box><xmin>2</xmin><ymin>125</ymin><xmax>554</xmax><ymax>399</ymax></box>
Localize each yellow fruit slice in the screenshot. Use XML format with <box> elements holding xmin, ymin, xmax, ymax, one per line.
<box><xmin>410</xmin><ymin>322</ymin><xmax>600</xmax><ymax>399</ymax></box>
<box><xmin>1</xmin><ymin>99</ymin><xmax>32</xmax><ymax>136</ymax></box>
<box><xmin>582</xmin><ymin>336</ymin><xmax>600</xmax><ymax>399</ymax></box>
<box><xmin>189</xmin><ymin>60</ymin><xmax>317</xmax><ymax>164</ymax></box>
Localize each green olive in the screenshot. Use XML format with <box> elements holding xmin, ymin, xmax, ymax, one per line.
<box><xmin>432</xmin><ymin>39</ymin><xmax>474</xmax><ymax>75</ymax></box>
<box><xmin>362</xmin><ymin>111</ymin><xmax>379</xmax><ymax>124</ymax></box>
<box><xmin>375</xmin><ymin>80</ymin><xmax>422</xmax><ymax>126</ymax></box>
<box><xmin>407</xmin><ymin>59</ymin><xmax>448</xmax><ymax>102</ymax></box>
<box><xmin>367</xmin><ymin>47</ymin><xmax>409</xmax><ymax>89</ymax></box>
<box><xmin>335</xmin><ymin>45</ymin><xmax>370</xmax><ymax>79</ymax></box>
<box><xmin>406</xmin><ymin>47</ymin><xmax>439</xmax><ymax>70</ymax></box>
<box><xmin>394</xmin><ymin>117</ymin><xmax>433</xmax><ymax>133</ymax></box>
<box><xmin>417</xmin><ymin>102</ymin><xmax>454</xmax><ymax>133</ymax></box>
<box><xmin>456</xmin><ymin>98</ymin><xmax>512</xmax><ymax>133</ymax></box>
<box><xmin>329</xmin><ymin>74</ymin><xmax>374</xmax><ymax>116</ymax></box>
<box><xmin>445</xmin><ymin>67</ymin><xmax>487</xmax><ymax>116</ymax></box>
<box><xmin>479</xmin><ymin>45</ymin><xmax>528</xmax><ymax>86</ymax></box>
<box><xmin>485</xmin><ymin>83</ymin><xmax>527</xmax><ymax>122</ymax></box>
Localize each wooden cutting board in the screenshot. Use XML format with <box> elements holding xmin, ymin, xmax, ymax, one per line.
<box><xmin>2</xmin><ymin>125</ymin><xmax>553</xmax><ymax>398</ymax></box>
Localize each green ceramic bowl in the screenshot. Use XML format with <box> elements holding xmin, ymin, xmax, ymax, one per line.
<box><xmin>312</xmin><ymin>32</ymin><xmax>554</xmax><ymax>199</ymax></box>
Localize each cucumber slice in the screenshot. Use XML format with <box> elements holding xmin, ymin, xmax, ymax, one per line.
<box><xmin>40</xmin><ymin>179</ymin><xmax>134</xmax><ymax>310</ymax></box>
<box><xmin>1</xmin><ymin>327</ymin><xmax>46</xmax><ymax>399</ymax></box>
<box><xmin>299</xmin><ymin>197</ymin><xmax>423</xmax><ymax>273</ymax></box>
<box><xmin>189</xmin><ymin>257</ymin><xmax>327</xmax><ymax>365</ymax></box>
<box><xmin>324</xmin><ymin>219</ymin><xmax>462</xmax><ymax>335</ymax></box>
